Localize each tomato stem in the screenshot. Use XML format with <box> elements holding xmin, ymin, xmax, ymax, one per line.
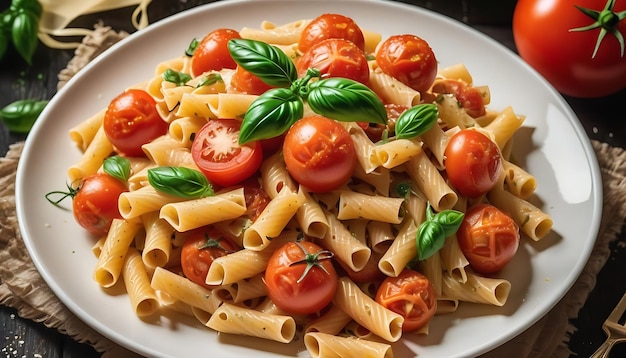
<box><xmin>290</xmin><ymin>241</ymin><xmax>334</xmax><ymax>284</ymax></box>
<box><xmin>45</xmin><ymin>182</ymin><xmax>80</xmax><ymax>207</ymax></box>
<box><xmin>570</xmin><ymin>0</ymin><xmax>626</xmax><ymax>58</ymax></box>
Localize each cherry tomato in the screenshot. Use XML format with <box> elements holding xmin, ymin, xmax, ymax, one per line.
<box><xmin>432</xmin><ymin>79</ymin><xmax>487</xmax><ymax>118</ymax></box>
<box><xmin>230</xmin><ymin>65</ymin><xmax>275</xmax><ymax>95</ymax></box>
<box><xmin>457</xmin><ymin>203</ymin><xmax>520</xmax><ymax>274</ymax></box>
<box><xmin>282</xmin><ymin>115</ymin><xmax>356</xmax><ymax>193</ymax></box>
<box><xmin>242</xmin><ymin>180</ymin><xmax>271</xmax><ymax>222</ymax></box>
<box><xmin>191</xmin><ymin>119</ymin><xmax>263</xmax><ymax>187</ymax></box>
<box><xmin>336</xmin><ymin>250</ymin><xmax>385</xmax><ymax>283</ymax></box>
<box><xmin>73</xmin><ymin>173</ymin><xmax>128</xmax><ymax>237</ymax></box>
<box><xmin>190</xmin><ymin>28</ymin><xmax>241</xmax><ymax>77</ymax></box>
<box><xmin>513</xmin><ymin>0</ymin><xmax>626</xmax><ymax>98</ymax></box>
<box><xmin>298</xmin><ymin>13</ymin><xmax>365</xmax><ymax>53</ymax></box>
<box><xmin>375</xmin><ymin>34</ymin><xmax>438</xmax><ymax>93</ymax></box>
<box><xmin>103</xmin><ymin>89</ymin><xmax>167</xmax><ymax>157</ymax></box>
<box><xmin>264</xmin><ymin>241</ymin><xmax>338</xmax><ymax>315</ymax></box>
<box><xmin>444</xmin><ymin>129</ymin><xmax>502</xmax><ymax>198</ymax></box>
<box><xmin>375</xmin><ymin>269</ymin><xmax>437</xmax><ymax>332</ymax></box>
<box><xmin>181</xmin><ymin>227</ymin><xmax>240</xmax><ymax>288</ymax></box>
<box><xmin>296</xmin><ymin>38</ymin><xmax>370</xmax><ymax>84</ymax></box>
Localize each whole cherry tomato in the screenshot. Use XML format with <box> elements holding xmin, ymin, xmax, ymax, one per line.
<box><xmin>513</xmin><ymin>0</ymin><xmax>626</xmax><ymax>97</ymax></box>
<box><xmin>296</xmin><ymin>38</ymin><xmax>370</xmax><ymax>84</ymax></box>
<box><xmin>190</xmin><ymin>28</ymin><xmax>241</xmax><ymax>77</ymax></box>
<box><xmin>298</xmin><ymin>13</ymin><xmax>365</xmax><ymax>53</ymax></box>
<box><xmin>181</xmin><ymin>227</ymin><xmax>240</xmax><ymax>288</ymax></box>
<box><xmin>282</xmin><ymin>115</ymin><xmax>356</xmax><ymax>192</ymax></box>
<box><xmin>444</xmin><ymin>129</ymin><xmax>502</xmax><ymax>198</ymax></box>
<box><xmin>375</xmin><ymin>269</ymin><xmax>437</xmax><ymax>332</ymax></box>
<box><xmin>457</xmin><ymin>203</ymin><xmax>520</xmax><ymax>274</ymax></box>
<box><xmin>72</xmin><ymin>173</ymin><xmax>128</xmax><ymax>237</ymax></box>
<box><xmin>230</xmin><ymin>65</ymin><xmax>275</xmax><ymax>95</ymax></box>
<box><xmin>264</xmin><ymin>240</ymin><xmax>338</xmax><ymax>315</ymax></box>
<box><xmin>103</xmin><ymin>89</ymin><xmax>167</xmax><ymax>157</ymax></box>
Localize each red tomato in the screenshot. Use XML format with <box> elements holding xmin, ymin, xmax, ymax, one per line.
<box><xmin>375</xmin><ymin>34</ymin><xmax>438</xmax><ymax>93</ymax></box>
<box><xmin>181</xmin><ymin>227</ymin><xmax>240</xmax><ymax>288</ymax></box>
<box><xmin>432</xmin><ymin>79</ymin><xmax>487</xmax><ymax>118</ymax></box>
<box><xmin>73</xmin><ymin>173</ymin><xmax>128</xmax><ymax>237</ymax></box>
<box><xmin>264</xmin><ymin>241</ymin><xmax>338</xmax><ymax>315</ymax></box>
<box><xmin>444</xmin><ymin>129</ymin><xmax>502</xmax><ymax>197</ymax></box>
<box><xmin>336</xmin><ymin>250</ymin><xmax>385</xmax><ymax>283</ymax></box>
<box><xmin>298</xmin><ymin>13</ymin><xmax>365</xmax><ymax>53</ymax></box>
<box><xmin>457</xmin><ymin>203</ymin><xmax>520</xmax><ymax>274</ymax></box>
<box><xmin>230</xmin><ymin>65</ymin><xmax>275</xmax><ymax>95</ymax></box>
<box><xmin>103</xmin><ymin>89</ymin><xmax>167</xmax><ymax>157</ymax></box>
<box><xmin>191</xmin><ymin>119</ymin><xmax>263</xmax><ymax>187</ymax></box>
<box><xmin>513</xmin><ymin>0</ymin><xmax>626</xmax><ymax>98</ymax></box>
<box><xmin>375</xmin><ymin>269</ymin><xmax>437</xmax><ymax>332</ymax></box>
<box><xmin>282</xmin><ymin>115</ymin><xmax>356</xmax><ymax>192</ymax></box>
<box><xmin>242</xmin><ymin>181</ymin><xmax>271</xmax><ymax>222</ymax></box>
<box><xmin>190</xmin><ymin>28</ymin><xmax>241</xmax><ymax>77</ymax></box>
<box><xmin>296</xmin><ymin>38</ymin><xmax>370</xmax><ymax>84</ymax></box>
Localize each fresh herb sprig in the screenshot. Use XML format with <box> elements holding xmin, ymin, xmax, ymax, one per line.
<box><xmin>147</xmin><ymin>166</ymin><xmax>215</xmax><ymax>199</ymax></box>
<box><xmin>1</xmin><ymin>0</ymin><xmax>43</xmax><ymax>64</ymax></box>
<box><xmin>416</xmin><ymin>203</ymin><xmax>464</xmax><ymax>261</ymax></box>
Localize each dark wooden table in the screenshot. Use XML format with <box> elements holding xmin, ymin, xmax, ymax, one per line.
<box><xmin>1</xmin><ymin>0</ymin><xmax>625</xmax><ymax>357</ymax></box>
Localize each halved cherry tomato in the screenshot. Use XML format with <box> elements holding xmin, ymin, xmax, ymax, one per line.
<box><xmin>230</xmin><ymin>65</ymin><xmax>275</xmax><ymax>95</ymax></box>
<box><xmin>191</xmin><ymin>119</ymin><xmax>263</xmax><ymax>187</ymax></box>
<box><xmin>73</xmin><ymin>173</ymin><xmax>128</xmax><ymax>237</ymax></box>
<box><xmin>457</xmin><ymin>203</ymin><xmax>520</xmax><ymax>274</ymax></box>
<box><xmin>282</xmin><ymin>115</ymin><xmax>356</xmax><ymax>192</ymax></box>
<box><xmin>181</xmin><ymin>227</ymin><xmax>240</xmax><ymax>288</ymax></box>
<box><xmin>375</xmin><ymin>34</ymin><xmax>438</xmax><ymax>93</ymax></box>
<box><xmin>298</xmin><ymin>13</ymin><xmax>365</xmax><ymax>53</ymax></box>
<box><xmin>264</xmin><ymin>240</ymin><xmax>338</xmax><ymax>315</ymax></box>
<box><xmin>296</xmin><ymin>38</ymin><xmax>369</xmax><ymax>84</ymax></box>
<box><xmin>444</xmin><ymin>129</ymin><xmax>502</xmax><ymax>197</ymax></box>
<box><xmin>190</xmin><ymin>28</ymin><xmax>241</xmax><ymax>77</ymax></box>
<box><xmin>375</xmin><ymin>269</ymin><xmax>437</xmax><ymax>332</ymax></box>
<box><xmin>432</xmin><ymin>79</ymin><xmax>487</xmax><ymax>118</ymax></box>
<box><xmin>103</xmin><ymin>89</ymin><xmax>167</xmax><ymax>157</ymax></box>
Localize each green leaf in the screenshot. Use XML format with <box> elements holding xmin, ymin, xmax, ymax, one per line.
<box><xmin>395</xmin><ymin>103</ymin><xmax>438</xmax><ymax>139</ymax></box>
<box><xmin>11</xmin><ymin>10</ymin><xmax>39</xmax><ymax>64</ymax></box>
<box><xmin>197</xmin><ymin>73</ymin><xmax>223</xmax><ymax>88</ymax></box>
<box><xmin>239</xmin><ymin>87</ymin><xmax>303</xmax><ymax>144</ymax></box>
<box><xmin>416</xmin><ymin>220</ymin><xmax>446</xmax><ymax>261</ymax></box>
<box><xmin>163</xmin><ymin>68</ymin><xmax>192</xmax><ymax>86</ymax></box>
<box><xmin>11</xmin><ymin>0</ymin><xmax>43</xmax><ymax>17</ymax></box>
<box><xmin>103</xmin><ymin>156</ymin><xmax>132</xmax><ymax>182</ymax></box>
<box><xmin>228</xmin><ymin>38</ymin><xmax>298</xmax><ymax>87</ymax></box>
<box><xmin>0</xmin><ymin>99</ymin><xmax>47</xmax><ymax>133</ymax></box>
<box><xmin>148</xmin><ymin>166</ymin><xmax>214</xmax><ymax>199</ymax></box>
<box><xmin>307</xmin><ymin>78</ymin><xmax>387</xmax><ymax>125</ymax></box>
<box><xmin>432</xmin><ymin>209</ymin><xmax>465</xmax><ymax>237</ymax></box>
<box><xmin>185</xmin><ymin>38</ymin><xmax>199</xmax><ymax>57</ymax></box>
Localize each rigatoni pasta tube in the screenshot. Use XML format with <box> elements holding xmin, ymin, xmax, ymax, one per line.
<box><xmin>442</xmin><ymin>271</ymin><xmax>511</xmax><ymax>306</ymax></box>
<box><xmin>304</xmin><ymin>332</ymin><xmax>393</xmax><ymax>358</ymax></box>
<box><xmin>122</xmin><ymin>247</ymin><xmax>159</xmax><ymax>317</ymax></box>
<box><xmin>150</xmin><ymin>266</ymin><xmax>222</xmax><ymax>315</ymax></box>
<box><xmin>94</xmin><ymin>218</ymin><xmax>143</xmax><ymax>288</ymax></box>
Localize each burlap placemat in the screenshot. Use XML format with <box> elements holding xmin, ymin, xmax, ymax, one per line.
<box><xmin>1</xmin><ymin>25</ymin><xmax>625</xmax><ymax>358</ymax></box>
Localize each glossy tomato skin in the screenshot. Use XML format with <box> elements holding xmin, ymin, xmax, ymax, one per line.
<box><xmin>103</xmin><ymin>89</ymin><xmax>167</xmax><ymax>157</ymax></box>
<box><xmin>264</xmin><ymin>241</ymin><xmax>338</xmax><ymax>315</ymax></box>
<box><xmin>73</xmin><ymin>173</ymin><xmax>128</xmax><ymax>237</ymax></box>
<box><xmin>191</xmin><ymin>119</ymin><xmax>263</xmax><ymax>187</ymax></box>
<box><xmin>230</xmin><ymin>65</ymin><xmax>275</xmax><ymax>95</ymax></box>
<box><xmin>513</xmin><ymin>0</ymin><xmax>626</xmax><ymax>98</ymax></box>
<box><xmin>375</xmin><ymin>269</ymin><xmax>437</xmax><ymax>332</ymax></box>
<box><xmin>181</xmin><ymin>227</ymin><xmax>240</xmax><ymax>288</ymax></box>
<box><xmin>298</xmin><ymin>13</ymin><xmax>365</xmax><ymax>53</ymax></box>
<box><xmin>282</xmin><ymin>115</ymin><xmax>357</xmax><ymax>193</ymax></box>
<box><xmin>457</xmin><ymin>203</ymin><xmax>520</xmax><ymax>274</ymax></box>
<box><xmin>444</xmin><ymin>129</ymin><xmax>502</xmax><ymax>198</ymax></box>
<box><xmin>296</xmin><ymin>38</ymin><xmax>370</xmax><ymax>84</ymax></box>
<box><xmin>375</xmin><ymin>34</ymin><xmax>438</xmax><ymax>93</ymax></box>
<box><xmin>190</xmin><ymin>28</ymin><xmax>241</xmax><ymax>77</ymax></box>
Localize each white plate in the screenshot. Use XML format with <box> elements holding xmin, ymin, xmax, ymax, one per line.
<box><xmin>16</xmin><ymin>0</ymin><xmax>602</xmax><ymax>357</ymax></box>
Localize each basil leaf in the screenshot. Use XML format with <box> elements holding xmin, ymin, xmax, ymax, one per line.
<box><xmin>228</xmin><ymin>38</ymin><xmax>297</xmax><ymax>87</ymax></box>
<box><xmin>307</xmin><ymin>78</ymin><xmax>387</xmax><ymax>125</ymax></box>
<box><xmin>197</xmin><ymin>73</ymin><xmax>223</xmax><ymax>88</ymax></box>
<box><xmin>395</xmin><ymin>103</ymin><xmax>438</xmax><ymax>139</ymax></box>
<box><xmin>0</xmin><ymin>99</ymin><xmax>47</xmax><ymax>133</ymax></box>
<box><xmin>103</xmin><ymin>156</ymin><xmax>131</xmax><ymax>182</ymax></box>
<box><xmin>432</xmin><ymin>209</ymin><xmax>465</xmax><ymax>237</ymax></box>
<box><xmin>417</xmin><ymin>220</ymin><xmax>446</xmax><ymax>261</ymax></box>
<box><xmin>185</xmin><ymin>38</ymin><xmax>199</xmax><ymax>57</ymax></box>
<box><xmin>11</xmin><ymin>0</ymin><xmax>43</xmax><ymax>17</ymax></box>
<box><xmin>11</xmin><ymin>10</ymin><xmax>39</xmax><ymax>64</ymax></box>
<box><xmin>148</xmin><ymin>166</ymin><xmax>214</xmax><ymax>199</ymax></box>
<box><xmin>239</xmin><ymin>87</ymin><xmax>303</xmax><ymax>144</ymax></box>
<box><xmin>163</xmin><ymin>68</ymin><xmax>192</xmax><ymax>86</ymax></box>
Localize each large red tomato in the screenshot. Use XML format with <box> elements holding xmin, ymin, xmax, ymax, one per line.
<box><xmin>72</xmin><ymin>173</ymin><xmax>128</xmax><ymax>237</ymax></box>
<box><xmin>513</xmin><ymin>0</ymin><xmax>626</xmax><ymax>97</ymax></box>
<box><xmin>296</xmin><ymin>38</ymin><xmax>370</xmax><ymax>84</ymax></box>
<box><xmin>298</xmin><ymin>13</ymin><xmax>365</xmax><ymax>53</ymax></box>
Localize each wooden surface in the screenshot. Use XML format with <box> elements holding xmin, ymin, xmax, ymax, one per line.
<box><xmin>1</xmin><ymin>0</ymin><xmax>625</xmax><ymax>357</ymax></box>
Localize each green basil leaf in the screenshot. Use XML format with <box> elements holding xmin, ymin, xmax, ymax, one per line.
<box><xmin>0</xmin><ymin>99</ymin><xmax>47</xmax><ymax>133</ymax></box>
<box><xmin>395</xmin><ymin>103</ymin><xmax>438</xmax><ymax>139</ymax></box>
<box><xmin>185</xmin><ymin>38</ymin><xmax>199</xmax><ymax>57</ymax></box>
<box><xmin>228</xmin><ymin>38</ymin><xmax>297</xmax><ymax>87</ymax></box>
<box><xmin>417</xmin><ymin>220</ymin><xmax>446</xmax><ymax>261</ymax></box>
<box><xmin>103</xmin><ymin>156</ymin><xmax>132</xmax><ymax>182</ymax></box>
<box><xmin>239</xmin><ymin>87</ymin><xmax>303</xmax><ymax>144</ymax></box>
<box><xmin>197</xmin><ymin>73</ymin><xmax>223</xmax><ymax>88</ymax></box>
<box><xmin>11</xmin><ymin>0</ymin><xmax>43</xmax><ymax>17</ymax></box>
<box><xmin>148</xmin><ymin>166</ymin><xmax>214</xmax><ymax>199</ymax></box>
<box><xmin>11</xmin><ymin>11</ymin><xmax>39</xmax><ymax>64</ymax></box>
<box><xmin>307</xmin><ymin>78</ymin><xmax>387</xmax><ymax>125</ymax></box>
<box><xmin>432</xmin><ymin>209</ymin><xmax>465</xmax><ymax>237</ymax></box>
<box><xmin>163</xmin><ymin>68</ymin><xmax>192</xmax><ymax>86</ymax></box>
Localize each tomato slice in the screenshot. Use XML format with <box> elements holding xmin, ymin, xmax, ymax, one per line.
<box><xmin>191</xmin><ymin>119</ymin><xmax>263</xmax><ymax>187</ymax></box>
<box><xmin>296</xmin><ymin>38</ymin><xmax>369</xmax><ymax>84</ymax></box>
